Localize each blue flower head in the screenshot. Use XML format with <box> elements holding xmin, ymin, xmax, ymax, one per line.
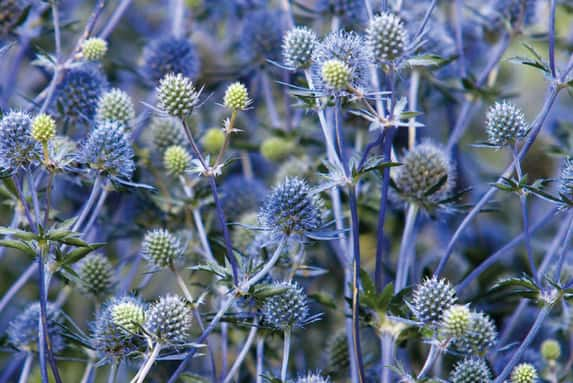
<box><xmin>78</xmin><ymin>121</ymin><xmax>135</xmax><ymax>180</ymax></box>
<box><xmin>239</xmin><ymin>10</ymin><xmax>284</xmax><ymax>66</ymax></box>
<box><xmin>221</xmin><ymin>176</ymin><xmax>268</xmax><ymax>221</ymax></box>
<box><xmin>559</xmin><ymin>158</ymin><xmax>573</xmax><ymax>200</ymax></box>
<box><xmin>0</xmin><ymin>111</ymin><xmax>41</xmax><ymax>171</ymax></box>
<box><xmin>142</xmin><ymin>36</ymin><xmax>201</xmax><ymax>85</ymax></box>
<box><xmin>144</xmin><ymin>295</ymin><xmax>193</xmax><ymax>344</ymax></box>
<box><xmin>0</xmin><ymin>0</ymin><xmax>30</xmax><ymax>37</ymax></box>
<box><xmin>316</xmin><ymin>0</ymin><xmax>368</xmax><ymax>26</ymax></box>
<box><xmin>261</xmin><ymin>281</ymin><xmax>310</xmax><ymax>330</ymax></box>
<box><xmin>311</xmin><ymin>30</ymin><xmax>369</xmax><ymax>96</ymax></box>
<box><xmin>8</xmin><ymin>302</ymin><xmax>65</xmax><ymax>353</ymax></box>
<box><xmin>259</xmin><ymin>177</ymin><xmax>323</xmax><ymax>239</ymax></box>
<box><xmin>92</xmin><ymin>296</ymin><xmax>145</xmax><ymax>360</ymax></box>
<box><xmin>53</xmin><ymin>65</ymin><xmax>108</xmax><ymax>123</ymax></box>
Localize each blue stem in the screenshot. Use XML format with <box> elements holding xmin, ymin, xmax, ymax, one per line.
<box><xmin>334</xmin><ymin>99</ymin><xmax>366</xmax><ymax>383</ymax></box>
<box><xmin>493</xmin><ymin>305</ymin><xmax>552</xmax><ymax>383</ymax></box>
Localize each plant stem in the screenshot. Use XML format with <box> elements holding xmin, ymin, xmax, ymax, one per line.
<box><xmin>281</xmin><ymin>329</ymin><xmax>292</xmax><ymax>382</ymax></box>
<box><xmin>168</xmin><ymin>238</ymin><xmax>286</xmax><ymax>382</ymax></box>
<box><xmin>436</xmin><ymin>84</ymin><xmax>560</xmax><ymax>277</ymax></box>
<box><xmin>456</xmin><ymin>207</ymin><xmax>557</xmax><ymax>293</ymax></box>
<box><xmin>417</xmin><ymin>343</ymin><xmax>440</xmax><ymax>379</ymax></box>
<box><xmin>381</xmin><ymin>334</ymin><xmax>393</xmax><ymax>383</ymax></box>
<box><xmin>493</xmin><ymin>305</ymin><xmax>552</xmax><ymax>383</ymax></box>
<box><xmin>18</xmin><ymin>352</ymin><xmax>33</xmax><ymax>383</ymax></box>
<box><xmin>223</xmin><ymin>324</ymin><xmax>258</xmax><ymax>383</ymax></box>
<box><xmin>512</xmin><ymin>146</ymin><xmax>537</xmax><ymax>282</ymax></box>
<box><xmin>395</xmin><ymin>204</ymin><xmax>419</xmax><ymax>292</ymax></box>
<box><xmin>553</xmin><ymin>212</ymin><xmax>573</xmax><ymax>281</ymax></box>
<box><xmin>107</xmin><ymin>361</ymin><xmax>119</xmax><ymax>383</ymax></box>
<box><xmin>0</xmin><ymin>262</ymin><xmax>38</xmax><ymax>313</ymax></box>
<box><xmin>72</xmin><ymin>177</ymin><xmax>103</xmax><ymax>232</ymax></box>
<box><xmin>261</xmin><ymin>71</ymin><xmax>281</xmax><ymax>129</ymax></box>
<box><xmin>180</xmin><ymin>119</ymin><xmax>239</xmax><ymax>285</ymax></box>
<box><xmin>79</xmin><ymin>360</ymin><xmax>94</xmax><ymax>383</ymax></box>
<box><xmin>256</xmin><ymin>336</ymin><xmax>264</xmax><ymax>383</ymax></box>
<box><xmin>132</xmin><ymin>342</ymin><xmax>161</xmax><ymax>383</ymax></box>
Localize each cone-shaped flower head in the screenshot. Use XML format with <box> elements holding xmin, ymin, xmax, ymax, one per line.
<box><xmin>239</xmin><ymin>10</ymin><xmax>284</xmax><ymax>65</ymax></box>
<box><xmin>366</xmin><ymin>12</ymin><xmax>409</xmax><ymax>62</ymax></box>
<box><xmin>259</xmin><ymin>177</ymin><xmax>323</xmax><ymax>238</ymax></box>
<box><xmin>393</xmin><ymin>142</ymin><xmax>454</xmax><ymax>209</ymax></box>
<box><xmin>142</xmin><ymin>36</ymin><xmax>200</xmax><ymax>85</ymax></box>
<box><xmin>454</xmin><ymin>311</ymin><xmax>497</xmax><ymax>355</ymax></box>
<box><xmin>157</xmin><ymin>73</ymin><xmax>201</xmax><ymax>118</ymax></box>
<box><xmin>8</xmin><ymin>302</ymin><xmax>64</xmax><ymax>353</ymax></box>
<box><xmin>78</xmin><ymin>120</ymin><xmax>135</xmax><ymax>179</ymax></box>
<box><xmin>76</xmin><ymin>253</ymin><xmax>114</xmax><ymax>298</ymax></box>
<box><xmin>31</xmin><ymin>113</ymin><xmax>56</xmax><ymax>143</ymax></box>
<box><xmin>150</xmin><ymin>117</ymin><xmax>185</xmax><ymax>154</ymax></box>
<box><xmin>441</xmin><ymin>304</ymin><xmax>471</xmax><ymax>338</ymax></box>
<box><xmin>321</xmin><ymin>59</ymin><xmax>351</xmax><ymax>91</ymax></box>
<box><xmin>311</xmin><ymin>30</ymin><xmax>369</xmax><ymax>95</ymax></box>
<box><xmin>53</xmin><ymin>65</ymin><xmax>108</xmax><ymax>123</ymax></box>
<box><xmin>96</xmin><ymin>89</ymin><xmax>135</xmax><ymax>128</ymax></box>
<box><xmin>224</xmin><ymin>82</ymin><xmax>250</xmax><ymax>111</ymax></box>
<box><xmin>541</xmin><ymin>339</ymin><xmax>561</xmax><ymax>361</ymax></box>
<box><xmin>0</xmin><ymin>0</ymin><xmax>30</xmax><ymax>37</ymax></box>
<box><xmin>221</xmin><ymin>176</ymin><xmax>268</xmax><ymax>221</ymax></box>
<box><xmin>450</xmin><ymin>358</ymin><xmax>491</xmax><ymax>383</ymax></box>
<box><xmin>201</xmin><ymin>128</ymin><xmax>225</xmax><ymax>153</ymax></box>
<box><xmin>283</xmin><ymin>27</ymin><xmax>318</xmax><ymax>70</ymax></box>
<box><xmin>81</xmin><ymin>38</ymin><xmax>108</xmax><ymax>61</ymax></box>
<box><xmin>0</xmin><ymin>111</ymin><xmax>41</xmax><ymax>170</ymax></box>
<box><xmin>141</xmin><ymin>228</ymin><xmax>184</xmax><ymax>269</ymax></box>
<box><xmin>261</xmin><ymin>281</ymin><xmax>309</xmax><ymax>330</ymax></box>
<box><xmin>145</xmin><ymin>295</ymin><xmax>193</xmax><ymax>344</ymax></box>
<box><xmin>327</xmin><ymin>331</ymin><xmax>350</xmax><ymax>377</ymax></box>
<box><xmin>412</xmin><ymin>277</ymin><xmax>457</xmax><ymax>325</ymax></box>
<box><xmin>485</xmin><ymin>101</ymin><xmax>528</xmax><ymax>147</ymax></box>
<box><xmin>511</xmin><ymin>363</ymin><xmax>538</xmax><ymax>383</ymax></box>
<box><xmin>164</xmin><ymin>145</ymin><xmax>190</xmax><ymax>175</ymax></box>
<box><xmin>92</xmin><ymin>296</ymin><xmax>145</xmax><ymax>358</ymax></box>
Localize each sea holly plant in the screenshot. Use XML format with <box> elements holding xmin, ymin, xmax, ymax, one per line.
<box><xmin>2</xmin><ymin>1</ymin><xmax>573</xmax><ymax>383</ymax></box>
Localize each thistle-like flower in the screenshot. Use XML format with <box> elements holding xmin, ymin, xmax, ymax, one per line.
<box><xmin>259</xmin><ymin>177</ymin><xmax>323</xmax><ymax>238</ymax></box>
<box><xmin>110</xmin><ymin>296</ymin><xmax>146</xmax><ymax>334</ymax></box>
<box><xmin>221</xmin><ymin>176</ymin><xmax>268</xmax><ymax>221</ymax></box>
<box><xmin>317</xmin><ymin>0</ymin><xmax>367</xmax><ymax>25</ymax></box>
<box><xmin>283</xmin><ymin>27</ymin><xmax>318</xmax><ymax>70</ymax></box>
<box><xmin>201</xmin><ymin>128</ymin><xmax>225</xmax><ymax>153</ymax></box>
<box><xmin>261</xmin><ymin>281</ymin><xmax>310</xmax><ymax>330</ymax></box>
<box><xmin>224</xmin><ymin>82</ymin><xmax>251</xmax><ymax>111</ymax></box>
<box><xmin>141</xmin><ymin>228</ymin><xmax>185</xmax><ymax>269</ymax></box>
<box><xmin>8</xmin><ymin>302</ymin><xmax>65</xmax><ymax>353</ymax></box>
<box><xmin>31</xmin><ymin>113</ymin><xmax>56</xmax><ymax>143</ymax></box>
<box><xmin>96</xmin><ymin>89</ymin><xmax>135</xmax><ymax>128</ymax></box>
<box><xmin>366</xmin><ymin>13</ymin><xmax>409</xmax><ymax>63</ymax></box>
<box><xmin>150</xmin><ymin>117</ymin><xmax>186</xmax><ymax>154</ymax></box>
<box><xmin>92</xmin><ymin>296</ymin><xmax>145</xmax><ymax>359</ymax></box>
<box><xmin>0</xmin><ymin>0</ymin><xmax>30</xmax><ymax>37</ymax></box>
<box><xmin>261</xmin><ymin>136</ymin><xmax>294</xmax><ymax>162</ymax></box>
<box><xmin>145</xmin><ymin>295</ymin><xmax>193</xmax><ymax>344</ymax></box>
<box><xmin>510</xmin><ymin>363</ymin><xmax>538</xmax><ymax>383</ymax></box>
<box><xmin>164</xmin><ymin>145</ymin><xmax>190</xmax><ymax>175</ymax></box>
<box><xmin>157</xmin><ymin>73</ymin><xmax>201</xmax><ymax>118</ymax></box>
<box><xmin>77</xmin><ymin>120</ymin><xmax>135</xmax><ymax>179</ymax></box>
<box><xmin>0</xmin><ymin>111</ymin><xmax>41</xmax><ymax>170</ymax></box>
<box><xmin>76</xmin><ymin>253</ymin><xmax>114</xmax><ymax>298</ymax></box>
<box><xmin>311</xmin><ymin>31</ymin><xmax>369</xmax><ymax>95</ymax></box>
<box><xmin>239</xmin><ymin>10</ymin><xmax>284</xmax><ymax>65</ymax></box>
<box><xmin>53</xmin><ymin>65</ymin><xmax>108</xmax><ymax>123</ymax></box>
<box><xmin>454</xmin><ymin>311</ymin><xmax>497</xmax><ymax>356</ymax></box>
<box><xmin>81</xmin><ymin>37</ymin><xmax>108</xmax><ymax>61</ymax></box>
<box><xmin>320</xmin><ymin>59</ymin><xmax>351</xmax><ymax>91</ymax></box>
<box><xmin>411</xmin><ymin>277</ymin><xmax>457</xmax><ymax>325</ymax></box>
<box><xmin>392</xmin><ymin>142</ymin><xmax>454</xmax><ymax>210</ymax></box>
<box><xmin>142</xmin><ymin>36</ymin><xmax>201</xmax><ymax>84</ymax></box>
<box><xmin>441</xmin><ymin>304</ymin><xmax>471</xmax><ymax>339</ymax></box>
<box><xmin>450</xmin><ymin>358</ymin><xmax>491</xmax><ymax>383</ymax></box>
<box><xmin>485</xmin><ymin>101</ymin><xmax>528</xmax><ymax>147</ymax></box>
<box><xmin>540</xmin><ymin>339</ymin><xmax>561</xmax><ymax>361</ymax></box>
